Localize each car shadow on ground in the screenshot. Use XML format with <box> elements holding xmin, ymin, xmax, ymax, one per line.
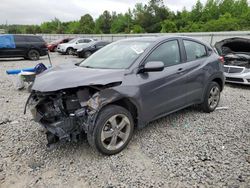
<box><xmin>0</xmin><ymin>58</ymin><xmax>24</xmax><ymax>62</ymax></box>
<box><xmin>38</xmin><ymin>105</ymin><xmax>200</xmax><ymax>156</ymax></box>
<box><xmin>0</xmin><ymin>56</ymin><xmax>50</xmax><ymax>62</ymax></box>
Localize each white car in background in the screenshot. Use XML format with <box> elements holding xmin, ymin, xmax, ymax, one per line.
<box><xmin>57</xmin><ymin>38</ymin><xmax>95</xmax><ymax>55</ymax></box>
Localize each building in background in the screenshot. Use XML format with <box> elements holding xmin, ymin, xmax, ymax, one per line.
<box><xmin>0</xmin><ymin>29</ymin><xmax>5</xmax><ymax>34</ymax></box>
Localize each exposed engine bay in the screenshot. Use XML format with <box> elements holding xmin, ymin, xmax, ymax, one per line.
<box><xmin>224</xmin><ymin>53</ymin><xmax>250</xmax><ymax>68</ymax></box>
<box><xmin>25</xmin><ymin>84</ymin><xmax>118</xmax><ymax>147</ymax></box>
<box><xmin>215</xmin><ymin>37</ymin><xmax>250</xmax><ymax>68</ymax></box>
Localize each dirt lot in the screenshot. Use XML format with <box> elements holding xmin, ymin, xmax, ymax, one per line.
<box><xmin>0</xmin><ymin>53</ymin><xmax>250</xmax><ymax>188</ymax></box>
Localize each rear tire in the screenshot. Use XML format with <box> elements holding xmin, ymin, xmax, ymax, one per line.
<box><xmin>27</xmin><ymin>49</ymin><xmax>40</xmax><ymax>61</ymax></box>
<box><xmin>87</xmin><ymin>105</ymin><xmax>134</xmax><ymax>155</ymax></box>
<box><xmin>201</xmin><ymin>81</ymin><xmax>221</xmax><ymax>113</ymax></box>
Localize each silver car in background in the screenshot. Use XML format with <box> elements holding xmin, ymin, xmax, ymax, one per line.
<box><xmin>215</xmin><ymin>37</ymin><xmax>250</xmax><ymax>85</ymax></box>
<box><xmin>57</xmin><ymin>38</ymin><xmax>95</xmax><ymax>55</ymax></box>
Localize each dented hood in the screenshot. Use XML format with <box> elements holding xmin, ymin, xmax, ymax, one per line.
<box><xmin>32</xmin><ymin>62</ymin><xmax>125</xmax><ymax>92</ymax></box>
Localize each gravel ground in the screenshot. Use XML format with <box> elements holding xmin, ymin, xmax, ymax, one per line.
<box><xmin>0</xmin><ymin>53</ymin><xmax>249</xmax><ymax>188</ymax></box>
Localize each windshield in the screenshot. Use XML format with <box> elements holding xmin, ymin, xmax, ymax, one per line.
<box><xmin>79</xmin><ymin>41</ymin><xmax>151</xmax><ymax>69</ymax></box>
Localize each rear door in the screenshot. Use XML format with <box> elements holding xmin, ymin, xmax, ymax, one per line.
<box><xmin>13</xmin><ymin>35</ymin><xmax>29</xmax><ymax>56</ymax></box>
<box><xmin>181</xmin><ymin>39</ymin><xmax>209</xmax><ymax>104</ymax></box>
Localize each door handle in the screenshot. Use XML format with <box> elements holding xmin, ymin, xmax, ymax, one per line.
<box><xmin>177</xmin><ymin>68</ymin><xmax>184</xmax><ymax>74</ymax></box>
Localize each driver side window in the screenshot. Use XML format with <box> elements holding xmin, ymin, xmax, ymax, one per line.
<box><xmin>145</xmin><ymin>40</ymin><xmax>181</xmax><ymax>67</ymax></box>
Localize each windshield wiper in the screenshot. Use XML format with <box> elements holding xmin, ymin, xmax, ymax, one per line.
<box><xmin>81</xmin><ymin>65</ymin><xmax>94</xmax><ymax>68</ymax></box>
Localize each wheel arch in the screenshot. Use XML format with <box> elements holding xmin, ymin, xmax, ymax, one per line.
<box><xmin>26</xmin><ymin>48</ymin><xmax>39</xmax><ymax>56</ymax></box>
<box><xmin>108</xmin><ymin>98</ymin><xmax>138</xmax><ymax>126</ymax></box>
<box><xmin>212</xmin><ymin>77</ymin><xmax>223</xmax><ymax>91</ymax></box>
<box><xmin>202</xmin><ymin>72</ymin><xmax>225</xmax><ymax>101</ymax></box>
<box><xmin>26</xmin><ymin>48</ymin><xmax>40</xmax><ymax>59</ymax></box>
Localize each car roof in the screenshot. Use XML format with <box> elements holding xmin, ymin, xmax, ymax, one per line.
<box><xmin>119</xmin><ymin>36</ymin><xmax>207</xmax><ymax>45</ymax></box>
<box><xmin>12</xmin><ymin>34</ymin><xmax>41</xmax><ymax>38</ymax></box>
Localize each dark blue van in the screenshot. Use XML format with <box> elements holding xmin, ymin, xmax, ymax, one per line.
<box><xmin>0</xmin><ymin>34</ymin><xmax>48</xmax><ymax>60</ymax></box>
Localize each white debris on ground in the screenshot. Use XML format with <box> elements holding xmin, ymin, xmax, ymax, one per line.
<box><xmin>0</xmin><ymin>53</ymin><xmax>249</xmax><ymax>188</ymax></box>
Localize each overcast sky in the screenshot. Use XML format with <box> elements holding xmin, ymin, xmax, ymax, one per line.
<box><xmin>0</xmin><ymin>0</ymin><xmax>207</xmax><ymax>25</ymax></box>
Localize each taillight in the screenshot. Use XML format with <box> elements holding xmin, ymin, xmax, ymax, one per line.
<box><xmin>219</xmin><ymin>56</ymin><xmax>224</xmax><ymax>64</ymax></box>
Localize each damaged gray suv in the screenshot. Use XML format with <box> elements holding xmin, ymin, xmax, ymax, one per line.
<box><xmin>25</xmin><ymin>36</ymin><xmax>225</xmax><ymax>155</ymax></box>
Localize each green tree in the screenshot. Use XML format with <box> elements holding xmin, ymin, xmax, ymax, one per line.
<box><xmin>95</xmin><ymin>10</ymin><xmax>112</xmax><ymax>34</ymax></box>
<box><xmin>79</xmin><ymin>14</ymin><xmax>95</xmax><ymax>34</ymax></box>
<box><xmin>201</xmin><ymin>0</ymin><xmax>220</xmax><ymax>22</ymax></box>
<box><xmin>25</xmin><ymin>25</ymin><xmax>41</xmax><ymax>34</ymax></box>
<box><xmin>132</xmin><ymin>24</ymin><xmax>145</xmax><ymax>33</ymax></box>
<box><xmin>190</xmin><ymin>0</ymin><xmax>203</xmax><ymax>22</ymax></box>
<box><xmin>161</xmin><ymin>20</ymin><xmax>177</xmax><ymax>33</ymax></box>
<box><xmin>111</xmin><ymin>13</ymin><xmax>128</xmax><ymax>33</ymax></box>
<box><xmin>133</xmin><ymin>0</ymin><xmax>172</xmax><ymax>33</ymax></box>
<box><xmin>40</xmin><ymin>18</ymin><xmax>63</xmax><ymax>33</ymax></box>
<box><xmin>65</xmin><ymin>21</ymin><xmax>81</xmax><ymax>34</ymax></box>
<box><xmin>202</xmin><ymin>13</ymin><xmax>240</xmax><ymax>31</ymax></box>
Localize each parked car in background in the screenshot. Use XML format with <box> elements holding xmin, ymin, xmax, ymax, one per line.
<box><xmin>76</xmin><ymin>41</ymin><xmax>110</xmax><ymax>58</ymax></box>
<box><xmin>215</xmin><ymin>38</ymin><xmax>250</xmax><ymax>85</ymax></box>
<box><xmin>57</xmin><ymin>38</ymin><xmax>96</xmax><ymax>55</ymax></box>
<box><xmin>47</xmin><ymin>37</ymin><xmax>74</xmax><ymax>52</ymax></box>
<box><xmin>26</xmin><ymin>36</ymin><xmax>225</xmax><ymax>155</ymax></box>
<box><xmin>0</xmin><ymin>34</ymin><xmax>47</xmax><ymax>60</ymax></box>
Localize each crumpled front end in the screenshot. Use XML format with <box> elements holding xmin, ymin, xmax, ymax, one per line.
<box><xmin>26</xmin><ymin>87</ymin><xmax>98</xmax><ymax>146</ymax></box>
<box><xmin>25</xmin><ymin>83</ymin><xmax>123</xmax><ymax>147</ymax></box>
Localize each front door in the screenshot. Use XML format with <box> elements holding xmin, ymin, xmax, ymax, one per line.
<box><xmin>137</xmin><ymin>40</ymin><xmax>189</xmax><ymax>121</ymax></box>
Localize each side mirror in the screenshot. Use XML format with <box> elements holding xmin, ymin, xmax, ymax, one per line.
<box><xmin>139</xmin><ymin>61</ymin><xmax>164</xmax><ymax>73</ymax></box>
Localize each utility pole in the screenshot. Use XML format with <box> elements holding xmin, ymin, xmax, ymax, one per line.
<box><xmin>5</xmin><ymin>20</ymin><xmax>8</xmax><ymax>33</ymax></box>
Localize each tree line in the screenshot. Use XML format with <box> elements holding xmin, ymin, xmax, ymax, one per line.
<box><xmin>1</xmin><ymin>0</ymin><xmax>250</xmax><ymax>34</ymax></box>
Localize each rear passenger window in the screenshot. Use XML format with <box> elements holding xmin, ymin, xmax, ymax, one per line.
<box><xmin>184</xmin><ymin>40</ymin><xmax>207</xmax><ymax>61</ymax></box>
<box><xmin>145</xmin><ymin>40</ymin><xmax>181</xmax><ymax>67</ymax></box>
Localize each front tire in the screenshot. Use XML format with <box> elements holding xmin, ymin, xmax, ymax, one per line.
<box><xmin>66</xmin><ymin>47</ymin><xmax>74</xmax><ymax>55</ymax></box>
<box><xmin>87</xmin><ymin>105</ymin><xmax>134</xmax><ymax>155</ymax></box>
<box><xmin>84</xmin><ymin>51</ymin><xmax>92</xmax><ymax>58</ymax></box>
<box><xmin>201</xmin><ymin>81</ymin><xmax>221</xmax><ymax>113</ymax></box>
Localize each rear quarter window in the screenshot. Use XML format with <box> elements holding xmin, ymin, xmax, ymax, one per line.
<box><xmin>184</xmin><ymin>40</ymin><xmax>207</xmax><ymax>61</ymax></box>
<box><xmin>25</xmin><ymin>36</ymin><xmax>44</xmax><ymax>43</ymax></box>
<box><xmin>83</xmin><ymin>39</ymin><xmax>92</xmax><ymax>43</ymax></box>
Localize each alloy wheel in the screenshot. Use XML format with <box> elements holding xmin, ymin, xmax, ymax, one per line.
<box><xmin>208</xmin><ymin>86</ymin><xmax>220</xmax><ymax>109</ymax></box>
<box><xmin>101</xmin><ymin>114</ymin><xmax>131</xmax><ymax>151</ymax></box>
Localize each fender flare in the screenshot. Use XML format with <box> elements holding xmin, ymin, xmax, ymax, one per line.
<box><xmin>201</xmin><ymin>72</ymin><xmax>225</xmax><ymax>101</ymax></box>
<box><xmin>85</xmin><ymin>88</ymin><xmax>141</xmax><ymax>134</ymax></box>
